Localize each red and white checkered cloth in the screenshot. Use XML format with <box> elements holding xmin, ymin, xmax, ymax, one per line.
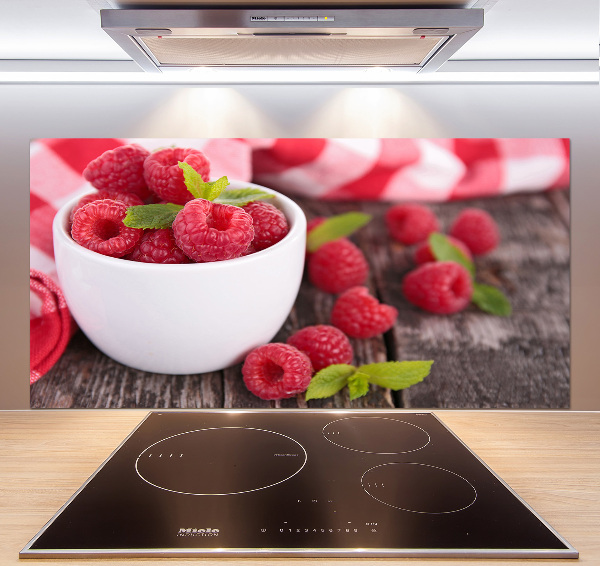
<box><xmin>30</xmin><ymin>137</ymin><xmax>569</xmax><ymax>383</ymax></box>
<box><xmin>29</xmin><ymin>137</ymin><xmax>252</xmax><ymax>383</ymax></box>
<box><xmin>248</xmin><ymin>138</ymin><xmax>570</xmax><ymax>201</ymax></box>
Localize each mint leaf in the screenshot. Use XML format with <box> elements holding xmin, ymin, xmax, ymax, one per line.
<box><xmin>214</xmin><ymin>188</ymin><xmax>276</xmax><ymax>207</ymax></box>
<box><xmin>305</xmin><ymin>364</ymin><xmax>356</xmax><ymax>401</ymax></box>
<box><xmin>359</xmin><ymin>361</ymin><xmax>433</xmax><ymax>390</ymax></box>
<box><xmin>429</xmin><ymin>232</ymin><xmax>475</xmax><ymax>278</ymax></box>
<box><xmin>472</xmin><ymin>283</ymin><xmax>512</xmax><ymax>316</ymax></box>
<box><xmin>347</xmin><ymin>371</ymin><xmax>371</xmax><ymax>400</ymax></box>
<box><xmin>306</xmin><ymin>212</ymin><xmax>371</xmax><ymax>253</ymax></box>
<box><xmin>123</xmin><ymin>203</ymin><xmax>183</xmax><ymax>229</ymax></box>
<box><xmin>179</xmin><ymin>162</ymin><xmax>229</xmax><ymax>201</ymax></box>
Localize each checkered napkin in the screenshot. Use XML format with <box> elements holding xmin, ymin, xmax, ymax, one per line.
<box><xmin>248</xmin><ymin>138</ymin><xmax>570</xmax><ymax>201</ymax></box>
<box><xmin>29</xmin><ymin>138</ymin><xmax>252</xmax><ymax>383</ymax></box>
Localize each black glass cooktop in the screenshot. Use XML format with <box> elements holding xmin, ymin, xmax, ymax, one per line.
<box><xmin>20</xmin><ymin>411</ymin><xmax>577</xmax><ymax>559</ymax></box>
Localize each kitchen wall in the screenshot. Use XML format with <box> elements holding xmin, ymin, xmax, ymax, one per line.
<box><xmin>2</xmin><ymin>82</ymin><xmax>598</xmax><ymax>409</ymax></box>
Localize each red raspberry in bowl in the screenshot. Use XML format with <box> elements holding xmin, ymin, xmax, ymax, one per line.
<box><xmin>82</xmin><ymin>144</ymin><xmax>151</xmax><ymax>200</ymax></box>
<box><xmin>71</xmin><ymin>199</ymin><xmax>143</xmax><ymax>258</ymax></box>
<box><xmin>331</xmin><ymin>286</ymin><xmax>398</xmax><ymax>339</ymax></box>
<box><xmin>172</xmin><ymin>198</ymin><xmax>254</xmax><ymax>262</ymax></box>
<box><xmin>242</xmin><ymin>343</ymin><xmax>313</xmax><ymax>400</ymax></box>
<box><xmin>402</xmin><ymin>261</ymin><xmax>473</xmax><ymax>314</ymax></box>
<box><xmin>385</xmin><ymin>203</ymin><xmax>440</xmax><ymax>245</ymax></box>
<box><xmin>287</xmin><ymin>325</ymin><xmax>353</xmax><ymax>371</ymax></box>
<box><xmin>69</xmin><ymin>189</ymin><xmax>144</xmax><ymax>223</ymax></box>
<box><xmin>308</xmin><ymin>238</ymin><xmax>369</xmax><ymax>294</ymax></box>
<box><xmin>143</xmin><ymin>147</ymin><xmax>210</xmax><ymax>205</ymax></box>
<box><xmin>413</xmin><ymin>235</ymin><xmax>473</xmax><ymax>265</ymax></box>
<box><xmin>449</xmin><ymin>208</ymin><xmax>500</xmax><ymax>255</ymax></box>
<box><xmin>127</xmin><ymin>228</ymin><xmax>191</xmax><ymax>264</ymax></box>
<box><xmin>242</xmin><ymin>200</ymin><xmax>289</xmax><ymax>252</ymax></box>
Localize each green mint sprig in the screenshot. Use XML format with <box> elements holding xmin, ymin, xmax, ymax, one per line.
<box><xmin>179</xmin><ymin>162</ymin><xmax>274</xmax><ymax>206</ymax></box>
<box><xmin>305</xmin><ymin>360</ymin><xmax>433</xmax><ymax>401</ymax></box>
<box><xmin>123</xmin><ymin>202</ymin><xmax>183</xmax><ymax>230</ymax></box>
<box><xmin>306</xmin><ymin>212</ymin><xmax>372</xmax><ymax>253</ymax></box>
<box><xmin>429</xmin><ymin>232</ymin><xmax>511</xmax><ymax>317</ymax></box>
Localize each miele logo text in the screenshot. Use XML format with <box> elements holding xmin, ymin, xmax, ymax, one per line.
<box><xmin>178</xmin><ymin>528</ymin><xmax>219</xmax><ymax>537</ymax></box>
<box><xmin>251</xmin><ymin>16</ymin><xmax>267</xmax><ymax>20</ymax></box>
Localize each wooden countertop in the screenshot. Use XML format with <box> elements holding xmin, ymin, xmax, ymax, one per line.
<box><xmin>30</xmin><ymin>191</ymin><xmax>570</xmax><ymax>410</ymax></box>
<box><xmin>1</xmin><ymin>409</ymin><xmax>598</xmax><ymax>565</ymax></box>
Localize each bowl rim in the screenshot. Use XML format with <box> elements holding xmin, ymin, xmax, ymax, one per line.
<box><xmin>53</xmin><ymin>180</ymin><xmax>307</xmax><ymax>272</ymax></box>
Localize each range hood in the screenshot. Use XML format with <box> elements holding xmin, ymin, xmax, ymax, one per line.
<box><xmin>100</xmin><ymin>7</ymin><xmax>483</xmax><ymax>73</ymax></box>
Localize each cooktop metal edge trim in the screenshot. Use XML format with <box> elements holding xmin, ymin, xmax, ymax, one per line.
<box><xmin>19</xmin><ymin>547</ymin><xmax>579</xmax><ymax>559</ymax></box>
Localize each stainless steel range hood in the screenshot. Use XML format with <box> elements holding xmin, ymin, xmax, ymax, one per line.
<box><xmin>100</xmin><ymin>7</ymin><xmax>483</xmax><ymax>73</ymax></box>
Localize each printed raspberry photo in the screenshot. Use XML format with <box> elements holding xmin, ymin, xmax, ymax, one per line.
<box><xmin>172</xmin><ymin>199</ymin><xmax>255</xmax><ymax>262</ymax></box>
<box><xmin>287</xmin><ymin>325</ymin><xmax>354</xmax><ymax>371</ymax></box>
<box><xmin>242</xmin><ymin>343</ymin><xmax>313</xmax><ymax>400</ymax></box>
<box><xmin>331</xmin><ymin>286</ymin><xmax>398</xmax><ymax>339</ymax></box>
<box><xmin>402</xmin><ymin>261</ymin><xmax>473</xmax><ymax>314</ymax></box>
<box><xmin>144</xmin><ymin>147</ymin><xmax>211</xmax><ymax>204</ymax></box>
<box><xmin>71</xmin><ymin>199</ymin><xmax>143</xmax><ymax>258</ymax></box>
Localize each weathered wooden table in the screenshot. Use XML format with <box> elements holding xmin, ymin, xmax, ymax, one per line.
<box><xmin>30</xmin><ymin>191</ymin><xmax>570</xmax><ymax>409</ymax></box>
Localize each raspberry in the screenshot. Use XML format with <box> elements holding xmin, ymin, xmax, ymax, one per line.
<box><xmin>82</xmin><ymin>144</ymin><xmax>151</xmax><ymax>200</ymax></box>
<box><xmin>402</xmin><ymin>261</ymin><xmax>473</xmax><ymax>314</ymax></box>
<box><xmin>71</xmin><ymin>199</ymin><xmax>143</xmax><ymax>258</ymax></box>
<box><xmin>331</xmin><ymin>286</ymin><xmax>398</xmax><ymax>339</ymax></box>
<box><xmin>449</xmin><ymin>208</ymin><xmax>500</xmax><ymax>255</ymax></box>
<box><xmin>127</xmin><ymin>229</ymin><xmax>191</xmax><ymax>264</ymax></box>
<box><xmin>242</xmin><ymin>343</ymin><xmax>313</xmax><ymax>400</ymax></box>
<box><xmin>287</xmin><ymin>325</ymin><xmax>353</xmax><ymax>371</ymax></box>
<box><xmin>308</xmin><ymin>239</ymin><xmax>369</xmax><ymax>294</ymax></box>
<box><xmin>69</xmin><ymin>190</ymin><xmax>144</xmax><ymax>223</ymax></box>
<box><xmin>172</xmin><ymin>198</ymin><xmax>254</xmax><ymax>262</ymax></box>
<box><xmin>242</xmin><ymin>201</ymin><xmax>289</xmax><ymax>252</ymax></box>
<box><xmin>414</xmin><ymin>235</ymin><xmax>473</xmax><ymax>265</ymax></box>
<box><xmin>385</xmin><ymin>203</ymin><xmax>440</xmax><ymax>245</ymax></box>
<box><xmin>143</xmin><ymin>147</ymin><xmax>210</xmax><ymax>205</ymax></box>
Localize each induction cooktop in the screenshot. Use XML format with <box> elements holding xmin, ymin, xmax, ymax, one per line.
<box><xmin>20</xmin><ymin>410</ymin><xmax>578</xmax><ymax>559</ymax></box>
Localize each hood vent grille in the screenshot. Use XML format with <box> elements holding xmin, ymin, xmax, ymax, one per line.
<box><xmin>101</xmin><ymin>7</ymin><xmax>483</xmax><ymax>73</ymax></box>
<box><xmin>139</xmin><ymin>36</ymin><xmax>446</xmax><ymax>67</ymax></box>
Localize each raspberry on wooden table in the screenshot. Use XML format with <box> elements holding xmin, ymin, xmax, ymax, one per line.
<box><xmin>242</xmin><ymin>200</ymin><xmax>289</xmax><ymax>251</ymax></box>
<box><xmin>172</xmin><ymin>198</ymin><xmax>254</xmax><ymax>262</ymax></box>
<box><xmin>242</xmin><ymin>343</ymin><xmax>313</xmax><ymax>400</ymax></box>
<box><xmin>143</xmin><ymin>147</ymin><xmax>210</xmax><ymax>205</ymax></box>
<box><xmin>331</xmin><ymin>286</ymin><xmax>398</xmax><ymax>339</ymax></box>
<box><xmin>402</xmin><ymin>261</ymin><xmax>473</xmax><ymax>314</ymax></box>
<box><xmin>127</xmin><ymin>228</ymin><xmax>191</xmax><ymax>264</ymax></box>
<box><xmin>308</xmin><ymin>238</ymin><xmax>369</xmax><ymax>294</ymax></box>
<box><xmin>385</xmin><ymin>203</ymin><xmax>440</xmax><ymax>245</ymax></box>
<box><xmin>449</xmin><ymin>208</ymin><xmax>500</xmax><ymax>255</ymax></box>
<box><xmin>71</xmin><ymin>199</ymin><xmax>143</xmax><ymax>258</ymax></box>
<box><xmin>82</xmin><ymin>144</ymin><xmax>150</xmax><ymax>200</ymax></box>
<box><xmin>287</xmin><ymin>325</ymin><xmax>353</xmax><ymax>371</ymax></box>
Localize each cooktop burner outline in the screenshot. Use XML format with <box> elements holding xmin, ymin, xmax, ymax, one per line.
<box><xmin>135</xmin><ymin>426</ymin><xmax>308</xmax><ymax>496</ymax></box>
<box><xmin>361</xmin><ymin>462</ymin><xmax>478</xmax><ymax>514</ymax></box>
<box><xmin>322</xmin><ymin>416</ymin><xmax>431</xmax><ymax>454</ymax></box>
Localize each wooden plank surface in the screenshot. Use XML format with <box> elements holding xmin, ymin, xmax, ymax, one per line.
<box><xmin>30</xmin><ymin>191</ymin><xmax>570</xmax><ymax>409</ymax></box>
<box><xmin>2</xmin><ymin>409</ymin><xmax>598</xmax><ymax>565</ymax></box>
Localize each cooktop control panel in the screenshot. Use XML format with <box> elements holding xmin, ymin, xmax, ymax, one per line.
<box><xmin>20</xmin><ymin>411</ymin><xmax>577</xmax><ymax>559</ymax></box>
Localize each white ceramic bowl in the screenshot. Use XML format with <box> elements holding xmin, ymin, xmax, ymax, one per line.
<box><xmin>52</xmin><ymin>181</ymin><xmax>306</xmax><ymax>375</ymax></box>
